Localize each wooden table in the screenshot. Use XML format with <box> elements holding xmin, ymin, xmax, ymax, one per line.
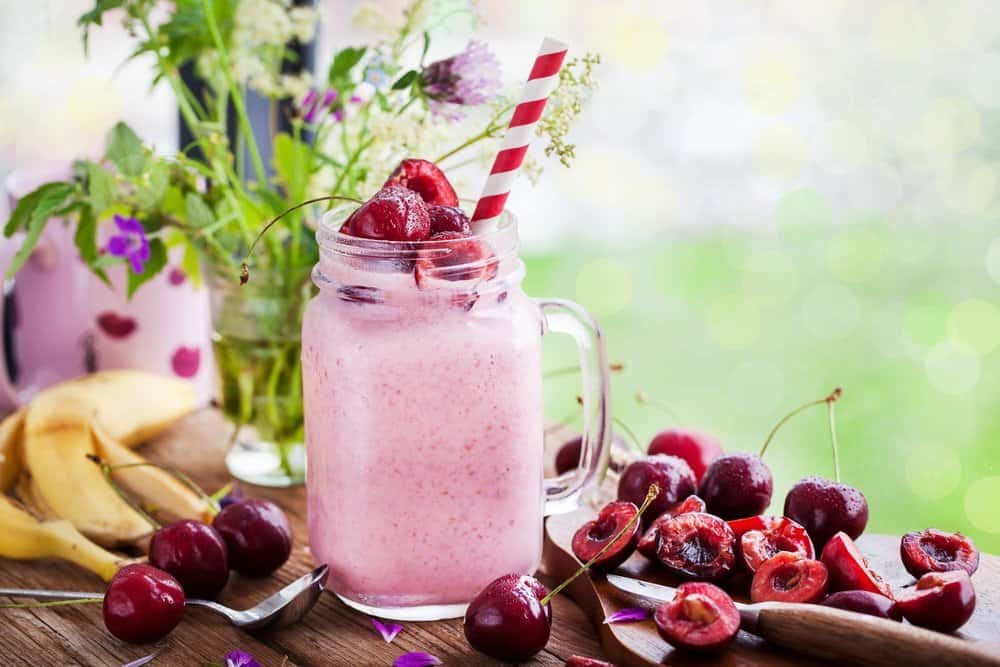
<box><xmin>0</xmin><ymin>410</ymin><xmax>606</xmax><ymax>666</ymax></box>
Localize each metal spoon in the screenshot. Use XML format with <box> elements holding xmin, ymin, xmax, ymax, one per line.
<box><xmin>0</xmin><ymin>564</ymin><xmax>329</xmax><ymax>631</ymax></box>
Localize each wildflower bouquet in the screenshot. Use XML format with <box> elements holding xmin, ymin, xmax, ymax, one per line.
<box><xmin>4</xmin><ymin>0</ymin><xmax>598</xmax><ymax>484</ymax></box>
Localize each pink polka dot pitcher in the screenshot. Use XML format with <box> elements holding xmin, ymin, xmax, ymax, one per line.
<box><xmin>0</xmin><ymin>168</ymin><xmax>215</xmax><ymax>411</ymax></box>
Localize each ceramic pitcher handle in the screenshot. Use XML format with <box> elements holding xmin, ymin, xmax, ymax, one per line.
<box><xmin>537</xmin><ymin>298</ymin><xmax>611</xmax><ymax>516</ymax></box>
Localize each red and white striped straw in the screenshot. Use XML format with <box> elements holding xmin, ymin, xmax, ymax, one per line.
<box><xmin>471</xmin><ymin>37</ymin><xmax>569</xmax><ymax>230</ymax></box>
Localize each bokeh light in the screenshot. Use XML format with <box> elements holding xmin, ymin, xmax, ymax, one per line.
<box><xmin>947</xmin><ymin>299</ymin><xmax>1000</xmax><ymax>354</ymax></box>
<box><xmin>965</xmin><ymin>477</ymin><xmax>1000</xmax><ymax>533</ymax></box>
<box><xmin>906</xmin><ymin>445</ymin><xmax>962</xmax><ymax>501</ymax></box>
<box><xmin>574</xmin><ymin>257</ymin><xmax>633</xmax><ymax>318</ymax></box>
<box><xmin>743</xmin><ymin>51</ymin><xmax>800</xmax><ymax>115</ymax></box>
<box><xmin>924</xmin><ymin>341</ymin><xmax>981</xmax><ymax>395</ymax></box>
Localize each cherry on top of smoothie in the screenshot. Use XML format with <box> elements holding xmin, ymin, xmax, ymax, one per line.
<box><xmin>345</xmin><ymin>184</ymin><xmax>431</xmax><ymax>242</ymax></box>
<box><xmin>384</xmin><ymin>158</ymin><xmax>459</xmax><ymax>207</ymax></box>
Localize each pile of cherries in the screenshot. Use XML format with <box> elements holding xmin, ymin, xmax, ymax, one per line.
<box><xmin>340</xmin><ymin>159</ymin><xmax>496</xmax><ymax>291</ymax></box>
<box><xmin>103</xmin><ymin>497</ymin><xmax>293</xmax><ymax>644</ymax></box>
<box><xmin>462</xmin><ymin>388</ymin><xmax>981</xmax><ymax>663</ymax></box>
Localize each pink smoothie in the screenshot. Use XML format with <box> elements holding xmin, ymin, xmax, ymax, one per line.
<box><xmin>302</xmin><ymin>259</ymin><xmax>545</xmax><ymax>611</ymax></box>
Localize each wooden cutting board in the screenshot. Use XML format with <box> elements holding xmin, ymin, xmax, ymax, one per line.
<box><xmin>544</xmin><ymin>506</ymin><xmax>1000</xmax><ymax>667</ymax></box>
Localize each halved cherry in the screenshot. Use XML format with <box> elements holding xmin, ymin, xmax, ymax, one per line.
<box><xmin>740</xmin><ymin>517</ymin><xmax>814</xmax><ymax>573</ymax></box>
<box><xmin>727</xmin><ymin>515</ymin><xmax>782</xmax><ymax>542</ymax></box>
<box><xmin>637</xmin><ymin>496</ymin><xmax>706</xmax><ymax>558</ymax></box>
<box><xmin>655</xmin><ymin>513</ymin><xmax>736</xmax><ymax>582</ymax></box>
<box><xmin>821</xmin><ymin>590</ymin><xmax>902</xmax><ymax>621</ymax></box>
<box><xmin>900</xmin><ymin>529</ymin><xmax>979</xmax><ymax>578</ymax></box>
<box><xmin>750</xmin><ymin>552</ymin><xmax>828</xmax><ymax>603</ymax></box>
<box><xmin>565</xmin><ymin>657</ymin><xmax>617</xmax><ymax>667</ymax></box>
<box><xmin>820</xmin><ymin>532</ymin><xmax>892</xmax><ymax>598</ymax></box>
<box><xmin>384</xmin><ymin>158</ymin><xmax>459</xmax><ymax>206</ymax></box>
<box><xmin>895</xmin><ymin>570</ymin><xmax>976</xmax><ymax>633</ymax></box>
<box><xmin>653</xmin><ymin>582</ymin><xmax>740</xmax><ymax>653</ymax></box>
<box><xmin>572</xmin><ymin>501</ymin><xmax>641</xmax><ymax>570</ymax></box>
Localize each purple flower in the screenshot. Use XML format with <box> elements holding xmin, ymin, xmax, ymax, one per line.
<box><xmin>372</xmin><ymin>618</ymin><xmax>403</xmax><ymax>643</ymax></box>
<box><xmin>393</xmin><ymin>652</ymin><xmax>442</xmax><ymax>667</ymax></box>
<box><xmin>604</xmin><ymin>607</ymin><xmax>651</xmax><ymax>624</ymax></box>
<box><xmin>298</xmin><ymin>88</ymin><xmax>342</xmax><ymax>123</ymax></box>
<box><xmin>218</xmin><ymin>485</ymin><xmax>243</xmax><ymax>508</ymax></box>
<box><xmin>420</xmin><ymin>41</ymin><xmax>501</xmax><ymax>119</ymax></box>
<box><xmin>225</xmin><ymin>650</ymin><xmax>261</xmax><ymax>667</ymax></box>
<box><xmin>105</xmin><ymin>214</ymin><xmax>150</xmax><ymax>274</ymax></box>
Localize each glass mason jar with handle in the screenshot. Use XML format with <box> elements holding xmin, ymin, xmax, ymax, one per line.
<box><xmin>301</xmin><ymin>208</ymin><xmax>611</xmax><ymax>621</ymax></box>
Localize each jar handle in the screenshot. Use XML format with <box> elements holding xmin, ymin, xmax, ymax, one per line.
<box><xmin>537</xmin><ymin>298</ymin><xmax>611</xmax><ymax>516</ymax></box>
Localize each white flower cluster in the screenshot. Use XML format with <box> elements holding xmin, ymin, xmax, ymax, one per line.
<box><xmin>225</xmin><ymin>0</ymin><xmax>319</xmax><ymax>98</ymax></box>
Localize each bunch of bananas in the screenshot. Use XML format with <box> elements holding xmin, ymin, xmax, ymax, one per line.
<box><xmin>0</xmin><ymin>370</ymin><xmax>213</xmax><ymax>580</ymax></box>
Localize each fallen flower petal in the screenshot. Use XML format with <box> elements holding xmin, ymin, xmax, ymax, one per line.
<box><xmin>225</xmin><ymin>649</ymin><xmax>262</xmax><ymax>667</ymax></box>
<box><xmin>393</xmin><ymin>651</ymin><xmax>443</xmax><ymax>667</ymax></box>
<box><xmin>603</xmin><ymin>607</ymin><xmax>651</xmax><ymax>624</ymax></box>
<box><xmin>121</xmin><ymin>656</ymin><xmax>156</xmax><ymax>667</ymax></box>
<box><xmin>372</xmin><ymin>618</ymin><xmax>404</xmax><ymax>643</ymax></box>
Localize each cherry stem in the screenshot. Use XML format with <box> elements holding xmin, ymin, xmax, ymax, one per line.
<box><xmin>87</xmin><ymin>455</ymin><xmax>221</xmax><ymax>520</ymax></box>
<box><xmin>758</xmin><ymin>387</ymin><xmax>841</xmax><ymax>459</ymax></box>
<box><xmin>86</xmin><ymin>454</ymin><xmax>161</xmax><ymax>530</ymax></box>
<box><xmin>539</xmin><ymin>483</ymin><xmax>660</xmax><ymax>606</ymax></box>
<box><xmin>544</xmin><ymin>362</ymin><xmax>624</xmax><ymax>379</ymax></box>
<box><xmin>573</xmin><ymin>395</ymin><xmax>643</xmax><ymax>454</ymax></box>
<box><xmin>634</xmin><ymin>391</ymin><xmax>681</xmax><ymax>423</ymax></box>
<box><xmin>0</xmin><ymin>599</ymin><xmax>103</xmax><ymax>609</ymax></box>
<box><xmin>240</xmin><ymin>195</ymin><xmax>363</xmax><ymax>285</ymax></box>
<box><xmin>828</xmin><ymin>395</ymin><xmax>841</xmax><ymax>483</ymax></box>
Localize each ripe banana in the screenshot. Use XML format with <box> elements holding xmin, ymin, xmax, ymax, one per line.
<box><xmin>0</xmin><ymin>493</ymin><xmax>124</xmax><ymax>581</ymax></box>
<box><xmin>28</xmin><ymin>370</ymin><xmax>196</xmax><ymax>447</ymax></box>
<box><xmin>22</xmin><ymin>411</ymin><xmax>154</xmax><ymax>547</ymax></box>
<box><xmin>91</xmin><ymin>423</ymin><xmax>213</xmax><ymax>524</ymax></box>
<box><xmin>0</xmin><ymin>409</ymin><xmax>24</xmax><ymax>492</ymax></box>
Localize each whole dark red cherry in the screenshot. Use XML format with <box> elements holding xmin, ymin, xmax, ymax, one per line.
<box><xmin>783</xmin><ymin>476</ymin><xmax>868</xmax><ymax>549</ymax></box>
<box><xmin>656</xmin><ymin>512</ymin><xmax>736</xmax><ymax>582</ymax></box>
<box><xmin>464</xmin><ymin>574</ymin><xmax>551</xmax><ymax>661</ymax></box>
<box><xmin>648</xmin><ymin>428</ymin><xmax>723</xmax><ymax>483</ymax></box>
<box><xmin>212</xmin><ymin>499</ymin><xmax>292</xmax><ymax>577</ymax></box>
<box><xmin>698</xmin><ymin>453</ymin><xmax>773</xmax><ymax>520</ymax></box>
<box><xmin>347</xmin><ymin>185</ymin><xmax>431</xmax><ymax>241</ymax></box>
<box><xmin>653</xmin><ymin>582</ymin><xmax>740</xmax><ymax>653</ymax></box>
<box><xmin>103</xmin><ymin>564</ymin><xmax>185</xmax><ymax>644</ymax></box>
<box><xmin>555</xmin><ymin>436</ymin><xmax>583</xmax><ymax>475</ymax></box>
<box><xmin>750</xmin><ymin>552</ymin><xmax>828</xmax><ymax>603</ymax></box>
<box><xmin>740</xmin><ymin>516</ymin><xmax>814</xmax><ymax>573</ymax></box>
<box><xmin>900</xmin><ymin>529</ymin><xmax>979</xmax><ymax>578</ymax></box>
<box><xmin>637</xmin><ymin>495</ymin><xmax>706</xmax><ymax>558</ymax></box>
<box><xmin>821</xmin><ymin>590</ymin><xmax>902</xmax><ymax>621</ymax></box>
<box><xmin>572</xmin><ymin>501</ymin><xmax>640</xmax><ymax>570</ymax></box>
<box><xmin>149</xmin><ymin>519</ymin><xmax>229</xmax><ymax>599</ymax></box>
<box><xmin>820</xmin><ymin>532</ymin><xmax>892</xmax><ymax>598</ymax></box>
<box><xmin>618</xmin><ymin>455</ymin><xmax>696</xmax><ymax>524</ymax></box>
<box><xmin>428</xmin><ymin>205</ymin><xmax>472</xmax><ymax>235</ymax></box>
<box><xmin>895</xmin><ymin>570</ymin><xmax>976</xmax><ymax>633</ymax></box>
<box><xmin>384</xmin><ymin>158</ymin><xmax>459</xmax><ymax>206</ymax></box>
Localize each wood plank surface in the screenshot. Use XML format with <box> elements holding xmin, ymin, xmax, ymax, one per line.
<box><xmin>0</xmin><ymin>409</ymin><xmax>605</xmax><ymax>666</ymax></box>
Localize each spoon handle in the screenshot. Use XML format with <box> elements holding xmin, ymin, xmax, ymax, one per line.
<box><xmin>0</xmin><ymin>588</ymin><xmax>103</xmax><ymax>602</ymax></box>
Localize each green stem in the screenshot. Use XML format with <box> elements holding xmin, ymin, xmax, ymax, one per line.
<box><xmin>0</xmin><ymin>599</ymin><xmax>103</xmax><ymax>609</ymax></box>
<box><xmin>634</xmin><ymin>390</ymin><xmax>681</xmax><ymax>423</ymax></box>
<box><xmin>544</xmin><ymin>362</ymin><xmax>623</xmax><ymax>379</ymax></box>
<box><xmin>828</xmin><ymin>394</ymin><xmax>841</xmax><ymax>483</ymax></box>
<box><xmin>759</xmin><ymin>388</ymin><xmax>842</xmax><ymax>458</ymax></box>
<box><xmin>434</xmin><ymin>104</ymin><xmax>515</xmax><ymax>163</ymax></box>
<box><xmin>612</xmin><ymin>417</ymin><xmax>644</xmax><ymax>454</ymax></box>
<box><xmin>539</xmin><ymin>483</ymin><xmax>660</xmax><ymax>606</ymax></box>
<box><xmin>86</xmin><ymin>455</ymin><xmax>160</xmax><ymax>529</ymax></box>
<box><xmin>99</xmin><ymin>460</ymin><xmax>220</xmax><ymax>516</ymax></box>
<box><xmin>201</xmin><ymin>0</ymin><xmax>267</xmax><ymax>186</ymax></box>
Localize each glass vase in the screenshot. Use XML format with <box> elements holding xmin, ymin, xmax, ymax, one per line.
<box><xmin>208</xmin><ymin>265</ymin><xmax>312</xmax><ymax>487</ymax></box>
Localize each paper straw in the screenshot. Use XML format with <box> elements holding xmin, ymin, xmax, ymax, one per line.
<box><xmin>470</xmin><ymin>37</ymin><xmax>569</xmax><ymax>230</ymax></box>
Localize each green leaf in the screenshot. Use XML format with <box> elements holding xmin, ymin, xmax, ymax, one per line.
<box><xmin>184</xmin><ymin>193</ymin><xmax>214</xmax><ymax>229</ymax></box>
<box><xmin>391</xmin><ymin>70</ymin><xmax>418</xmax><ymax>91</ymax></box>
<box><xmin>5</xmin><ymin>182</ymin><xmax>77</xmax><ymax>279</ymax></box>
<box><xmin>181</xmin><ymin>238</ymin><xmax>202</xmax><ymax>288</ymax></box>
<box><xmin>78</xmin><ymin>0</ymin><xmax>125</xmax><ymax>53</ymax></box>
<box><xmin>74</xmin><ymin>205</ymin><xmax>110</xmax><ymax>286</ymax></box>
<box><xmin>126</xmin><ymin>237</ymin><xmax>167</xmax><ymax>298</ymax></box>
<box><xmin>86</xmin><ymin>162</ymin><xmax>115</xmax><ymax>213</ymax></box>
<box><xmin>328</xmin><ymin>46</ymin><xmax>366</xmax><ymax>86</ymax></box>
<box><xmin>421</xmin><ymin>31</ymin><xmax>431</xmax><ymax>63</ymax></box>
<box><xmin>106</xmin><ymin>122</ymin><xmax>146</xmax><ymax>177</ymax></box>
<box><xmin>163</xmin><ymin>0</ymin><xmax>237</xmax><ymax>66</ymax></box>
<box><xmin>135</xmin><ymin>160</ymin><xmax>169</xmax><ymax>211</ymax></box>
<box><xmin>272</xmin><ymin>133</ymin><xmax>310</xmax><ymax>201</ymax></box>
